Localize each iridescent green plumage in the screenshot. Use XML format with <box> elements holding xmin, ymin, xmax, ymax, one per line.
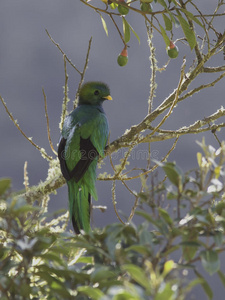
<box><xmin>58</xmin><ymin>82</ymin><xmax>112</xmax><ymax>234</ymax></box>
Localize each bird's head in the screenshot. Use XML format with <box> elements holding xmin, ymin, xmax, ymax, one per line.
<box><xmin>78</xmin><ymin>81</ymin><xmax>112</xmax><ymax>106</ymax></box>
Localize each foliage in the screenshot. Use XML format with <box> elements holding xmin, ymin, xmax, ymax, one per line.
<box><xmin>82</xmin><ymin>0</ymin><xmax>224</xmax><ymax>63</ymax></box>
<box><xmin>1</xmin><ymin>0</ymin><xmax>225</xmax><ymax>299</ymax></box>
<box><xmin>1</xmin><ymin>141</ymin><xmax>225</xmax><ymax>299</ymax></box>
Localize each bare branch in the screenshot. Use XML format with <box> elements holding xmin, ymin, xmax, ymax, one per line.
<box><xmin>179</xmin><ymin>71</ymin><xmax>225</xmax><ymax>101</ymax></box>
<box><xmin>112</xmin><ymin>180</ymin><xmax>126</xmax><ymax>225</ymax></box>
<box><xmin>45</xmin><ymin>29</ymin><xmax>82</xmax><ymax>75</ymax></box>
<box><xmin>74</xmin><ymin>37</ymin><xmax>93</xmax><ymax>107</ymax></box>
<box><xmin>203</xmin><ymin>66</ymin><xmax>225</xmax><ymax>73</ymax></box>
<box><xmin>59</xmin><ymin>55</ymin><xmax>70</xmax><ymax>131</ymax></box>
<box><xmin>0</xmin><ymin>95</ymin><xmax>52</xmax><ymax>161</ymax></box>
<box><xmin>42</xmin><ymin>88</ymin><xmax>58</xmax><ymax>156</ymax></box>
<box><xmin>23</xmin><ymin>161</ymin><xmax>29</xmax><ymax>193</ymax></box>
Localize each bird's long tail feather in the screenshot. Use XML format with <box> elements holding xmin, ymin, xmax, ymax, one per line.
<box><xmin>67</xmin><ymin>180</ymin><xmax>91</xmax><ymax>234</ymax></box>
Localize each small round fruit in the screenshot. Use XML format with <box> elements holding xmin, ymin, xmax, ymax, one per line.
<box><xmin>140</xmin><ymin>2</ymin><xmax>152</xmax><ymax>12</ymax></box>
<box><xmin>117</xmin><ymin>47</ymin><xmax>128</xmax><ymax>67</ymax></box>
<box><xmin>117</xmin><ymin>54</ymin><xmax>128</xmax><ymax>66</ymax></box>
<box><xmin>167</xmin><ymin>42</ymin><xmax>179</xmax><ymax>59</ymax></box>
<box><xmin>118</xmin><ymin>4</ymin><xmax>129</xmax><ymax>15</ymax></box>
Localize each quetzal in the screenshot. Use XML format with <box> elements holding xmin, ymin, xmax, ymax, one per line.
<box><xmin>58</xmin><ymin>81</ymin><xmax>112</xmax><ymax>234</ymax></box>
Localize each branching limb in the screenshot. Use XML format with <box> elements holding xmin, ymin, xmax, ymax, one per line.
<box><xmin>105</xmin><ymin>31</ymin><xmax>225</xmax><ymax>156</ymax></box>
<box><xmin>179</xmin><ymin>71</ymin><xmax>225</xmax><ymax>102</ymax></box>
<box><xmin>141</xmin><ymin>57</ymin><xmax>186</xmax><ymax>144</ymax></box>
<box><xmin>143</xmin><ymin>108</ymin><xmax>225</xmax><ymax>144</ymax></box>
<box><xmin>23</xmin><ymin>166</ymin><xmax>65</xmax><ymax>203</ymax></box>
<box><xmin>121</xmin><ymin>137</ymin><xmax>179</xmax><ymax>181</ymax></box>
<box><xmin>0</xmin><ymin>95</ymin><xmax>52</xmax><ymax>161</ymax></box>
<box><xmin>45</xmin><ymin>29</ymin><xmax>92</xmax><ymax>109</ymax></box>
<box><xmin>20</xmin><ymin>104</ymin><xmax>225</xmax><ymax>203</ymax></box>
<box><xmin>45</xmin><ymin>29</ymin><xmax>81</xmax><ymax>75</ymax></box>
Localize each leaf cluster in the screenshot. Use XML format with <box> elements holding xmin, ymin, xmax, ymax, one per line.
<box><xmin>1</xmin><ymin>140</ymin><xmax>225</xmax><ymax>299</ymax></box>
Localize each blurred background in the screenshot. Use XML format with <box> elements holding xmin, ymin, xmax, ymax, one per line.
<box><xmin>0</xmin><ymin>1</ymin><xmax>224</xmax><ymax>298</ymax></box>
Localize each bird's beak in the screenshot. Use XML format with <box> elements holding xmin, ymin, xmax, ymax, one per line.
<box><xmin>103</xmin><ymin>95</ymin><xmax>113</xmax><ymax>101</ymax></box>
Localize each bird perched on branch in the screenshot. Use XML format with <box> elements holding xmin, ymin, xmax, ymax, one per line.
<box><xmin>58</xmin><ymin>81</ymin><xmax>112</xmax><ymax>234</ymax></box>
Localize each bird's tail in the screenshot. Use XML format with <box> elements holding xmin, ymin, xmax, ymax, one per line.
<box><xmin>67</xmin><ymin>179</ymin><xmax>91</xmax><ymax>234</ymax></box>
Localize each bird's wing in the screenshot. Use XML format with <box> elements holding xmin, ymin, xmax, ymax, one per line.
<box><xmin>58</xmin><ymin>108</ymin><xmax>108</xmax><ymax>183</ymax></box>
<box><xmin>69</xmin><ymin>136</ymin><xmax>98</xmax><ymax>183</ymax></box>
<box><xmin>89</xmin><ymin>113</ymin><xmax>109</xmax><ymax>158</ymax></box>
<box><xmin>58</xmin><ymin>136</ymin><xmax>71</xmax><ymax>181</ymax></box>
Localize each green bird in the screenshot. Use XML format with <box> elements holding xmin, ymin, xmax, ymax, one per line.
<box><xmin>58</xmin><ymin>81</ymin><xmax>112</xmax><ymax>234</ymax></box>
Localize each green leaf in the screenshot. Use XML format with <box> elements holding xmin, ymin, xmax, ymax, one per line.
<box><xmin>91</xmin><ymin>265</ymin><xmax>115</xmax><ymax>283</ymax></box>
<box><xmin>76</xmin><ymin>256</ymin><xmax>93</xmax><ymax>264</ymax></box>
<box><xmin>185</xmin><ymin>278</ymin><xmax>205</xmax><ymax>295</ymax></box>
<box><xmin>200</xmin><ymin>250</ymin><xmax>220</xmax><ymax>275</ymax></box>
<box><xmin>176</xmin><ymin>13</ymin><xmax>196</xmax><ymax>50</ymax></box>
<box><xmin>159</xmin><ymin>24</ymin><xmax>170</xmax><ymax>47</ymax></box>
<box><xmin>181</xmin><ymin>241</ymin><xmax>199</xmax><ymax>261</ymax></box>
<box><xmin>163</xmin><ymin>14</ymin><xmax>172</xmax><ymax>31</ymax></box>
<box><xmin>0</xmin><ymin>178</ymin><xmax>11</xmax><ymax>196</ymax></box>
<box><xmin>168</xmin><ymin>12</ymin><xmax>179</xmax><ymax>27</ymax></box>
<box><xmin>158</xmin><ymin>208</ymin><xmax>173</xmax><ymax>226</ymax></box>
<box><xmin>194</xmin><ymin>270</ymin><xmax>213</xmax><ymax>300</ymax></box>
<box><xmin>50</xmin><ymin>279</ymin><xmax>72</xmax><ymax>297</ymax></box>
<box><xmin>124</xmin><ymin>19</ymin><xmax>140</xmax><ymax>44</ymax></box>
<box><xmin>99</xmin><ymin>13</ymin><xmax>108</xmax><ymax>36</ymax></box>
<box><xmin>136</xmin><ymin>211</ymin><xmax>159</xmax><ymax>228</ymax></box>
<box><xmin>214</xmin><ymin>230</ymin><xmax>223</xmax><ymax>246</ymax></box>
<box><xmin>110</xmin><ymin>3</ymin><xmax>118</xmax><ymax>9</ymax></box>
<box><xmin>106</xmin><ymin>285</ymin><xmax>142</xmax><ymax>299</ymax></box>
<box><xmin>180</xmin><ymin>8</ymin><xmax>203</xmax><ymax>27</ymax></box>
<box><xmin>157</xmin><ymin>0</ymin><xmax>167</xmax><ymax>9</ymax></box>
<box><xmin>122</xmin><ymin>17</ymin><xmax>130</xmax><ymax>43</ymax></box>
<box><xmin>122</xmin><ymin>264</ymin><xmax>150</xmax><ymax>290</ymax></box>
<box><xmin>162</xmin><ymin>162</ymin><xmax>184</xmax><ymax>189</ymax></box>
<box><xmin>130</xmin><ymin>25</ymin><xmax>140</xmax><ymax>44</ymax></box>
<box><xmin>218</xmin><ymin>270</ymin><xmax>225</xmax><ymax>288</ymax></box>
<box><xmin>40</xmin><ymin>252</ymin><xmax>65</xmax><ymax>265</ymax></box>
<box><xmin>78</xmin><ymin>286</ymin><xmax>104</xmax><ymax>300</ymax></box>
<box><xmin>215</xmin><ymin>201</ymin><xmax>225</xmax><ymax>215</ymax></box>
<box><xmin>163</xmin><ymin>260</ymin><xmax>175</xmax><ymax>276</ymax></box>
<box><xmin>125</xmin><ymin>245</ymin><xmax>151</xmax><ymax>256</ymax></box>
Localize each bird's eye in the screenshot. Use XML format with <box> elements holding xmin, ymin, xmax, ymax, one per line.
<box><xmin>94</xmin><ymin>90</ymin><xmax>100</xmax><ymax>95</ymax></box>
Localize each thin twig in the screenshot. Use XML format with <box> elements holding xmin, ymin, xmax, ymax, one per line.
<box><xmin>0</xmin><ymin>95</ymin><xmax>52</xmax><ymax>161</ymax></box>
<box><xmin>127</xmin><ymin>193</ymin><xmax>140</xmax><ymax>223</ymax></box>
<box><xmin>146</xmin><ymin>19</ymin><xmax>157</xmax><ymax>170</ymax></box>
<box><xmin>179</xmin><ymin>71</ymin><xmax>225</xmax><ymax>102</ymax></box>
<box><xmin>59</xmin><ymin>55</ymin><xmax>70</xmax><ymax>130</ymax></box>
<box><xmin>112</xmin><ymin>180</ymin><xmax>126</xmax><ymax>225</ymax></box>
<box><xmin>109</xmin><ymin>151</ymin><xmax>137</xmax><ymax>197</ymax></box>
<box><xmin>45</xmin><ymin>29</ymin><xmax>82</xmax><ymax>75</ymax></box>
<box><xmin>23</xmin><ymin>161</ymin><xmax>29</xmax><ymax>193</ymax></box>
<box><xmin>109</xmin><ymin>14</ymin><xmax>127</xmax><ymax>47</ymax></box>
<box><xmin>74</xmin><ymin>37</ymin><xmax>93</xmax><ymax>107</ymax></box>
<box><xmin>42</xmin><ymin>88</ymin><xmax>58</xmax><ymax>156</ymax></box>
<box><xmin>121</xmin><ymin>137</ymin><xmax>179</xmax><ymax>181</ymax></box>
<box><xmin>140</xmin><ymin>57</ymin><xmax>186</xmax><ymax>144</ymax></box>
<box><xmin>146</xmin><ymin>20</ymin><xmax>157</xmax><ymax>115</ymax></box>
